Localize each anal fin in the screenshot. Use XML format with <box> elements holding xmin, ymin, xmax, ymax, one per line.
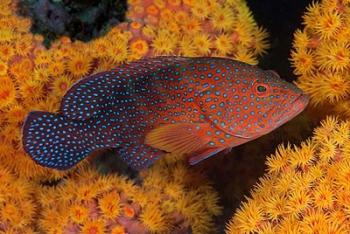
<box><xmin>116</xmin><ymin>142</ymin><xmax>164</xmax><ymax>170</ymax></box>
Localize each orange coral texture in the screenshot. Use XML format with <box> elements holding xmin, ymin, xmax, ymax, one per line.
<box><xmin>38</xmin><ymin>160</ymin><xmax>222</xmax><ymax>234</ymax></box>
<box><xmin>290</xmin><ymin>0</ymin><xmax>350</xmax><ymax>117</ymax></box>
<box><xmin>0</xmin><ymin>0</ymin><xmax>272</xmax><ymax>233</ymax></box>
<box><xmin>0</xmin><ymin>166</ymin><xmax>37</xmax><ymax>233</ymax></box>
<box><xmin>0</xmin><ymin>0</ymin><xmax>268</xmax><ymax>180</ymax></box>
<box><xmin>226</xmin><ymin>116</ymin><xmax>350</xmax><ymax>233</ymax></box>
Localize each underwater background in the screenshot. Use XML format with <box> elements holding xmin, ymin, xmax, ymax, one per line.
<box><xmin>2</xmin><ymin>0</ymin><xmax>350</xmax><ymax>233</ymax></box>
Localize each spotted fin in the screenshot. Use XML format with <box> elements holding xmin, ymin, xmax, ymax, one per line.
<box><xmin>188</xmin><ymin>147</ymin><xmax>226</xmax><ymax>165</ymax></box>
<box><xmin>116</xmin><ymin>142</ymin><xmax>164</xmax><ymax>170</ymax></box>
<box><xmin>60</xmin><ymin>57</ymin><xmax>190</xmax><ymax>121</ymax></box>
<box><xmin>144</xmin><ymin>123</ymin><xmax>212</xmax><ymax>155</ymax></box>
<box><xmin>266</xmin><ymin>70</ymin><xmax>280</xmax><ymax>78</ymax></box>
<box><xmin>22</xmin><ymin>111</ymin><xmax>100</xmax><ymax>170</ymax></box>
<box><xmin>60</xmin><ymin>71</ymin><xmax>114</xmax><ymax>120</ymax></box>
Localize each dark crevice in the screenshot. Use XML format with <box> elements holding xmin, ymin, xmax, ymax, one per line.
<box><xmin>17</xmin><ymin>0</ymin><xmax>128</xmax><ymax>47</ymax></box>
<box><xmin>247</xmin><ymin>0</ymin><xmax>313</xmax><ymax>82</ymax></box>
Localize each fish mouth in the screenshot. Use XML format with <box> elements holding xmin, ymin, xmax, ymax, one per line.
<box><xmin>274</xmin><ymin>93</ymin><xmax>310</xmax><ymax>127</ymax></box>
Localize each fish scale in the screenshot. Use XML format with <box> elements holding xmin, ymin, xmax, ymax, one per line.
<box><xmin>22</xmin><ymin>56</ymin><xmax>309</xmax><ymax>170</ymax></box>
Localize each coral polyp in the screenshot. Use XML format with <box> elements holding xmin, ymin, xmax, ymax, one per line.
<box><xmin>0</xmin><ymin>76</ymin><xmax>16</xmax><ymax>110</ymax></box>
<box><xmin>37</xmin><ymin>162</ymin><xmax>221</xmax><ymax>234</ymax></box>
<box><xmin>291</xmin><ymin>0</ymin><xmax>350</xmax><ymax>117</ymax></box>
<box><xmin>226</xmin><ymin>117</ymin><xmax>350</xmax><ymax>234</ymax></box>
<box><xmin>0</xmin><ymin>166</ymin><xmax>38</xmax><ymax>233</ymax></box>
<box><xmin>127</xmin><ymin>0</ymin><xmax>269</xmax><ymax>62</ymax></box>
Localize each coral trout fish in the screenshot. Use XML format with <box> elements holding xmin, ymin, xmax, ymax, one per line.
<box><xmin>22</xmin><ymin>56</ymin><xmax>309</xmax><ymax>170</ymax></box>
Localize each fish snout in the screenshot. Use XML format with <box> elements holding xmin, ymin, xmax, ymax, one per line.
<box><xmin>275</xmin><ymin>92</ymin><xmax>309</xmax><ymax>127</ymax></box>
<box><xmin>291</xmin><ymin>92</ymin><xmax>310</xmax><ymax>114</ymax></box>
<box><xmin>295</xmin><ymin>93</ymin><xmax>310</xmax><ymax>106</ymax></box>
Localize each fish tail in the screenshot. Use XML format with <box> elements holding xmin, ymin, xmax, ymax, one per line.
<box><xmin>22</xmin><ymin>110</ymin><xmax>162</xmax><ymax>171</ymax></box>
<box><xmin>22</xmin><ymin>111</ymin><xmax>96</xmax><ymax>170</ymax></box>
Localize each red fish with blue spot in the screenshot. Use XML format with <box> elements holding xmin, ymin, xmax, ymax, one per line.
<box><xmin>22</xmin><ymin>56</ymin><xmax>309</xmax><ymax>170</ymax></box>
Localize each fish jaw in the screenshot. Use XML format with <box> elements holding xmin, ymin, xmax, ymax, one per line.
<box><xmin>274</xmin><ymin>93</ymin><xmax>310</xmax><ymax>128</ymax></box>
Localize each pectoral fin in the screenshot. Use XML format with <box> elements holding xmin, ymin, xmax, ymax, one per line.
<box><xmin>188</xmin><ymin>147</ymin><xmax>226</xmax><ymax>165</ymax></box>
<box><xmin>145</xmin><ymin>123</ymin><xmax>212</xmax><ymax>154</ymax></box>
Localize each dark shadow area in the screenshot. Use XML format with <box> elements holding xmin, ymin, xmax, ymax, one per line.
<box><xmin>247</xmin><ymin>0</ymin><xmax>313</xmax><ymax>82</ymax></box>
<box><xmin>17</xmin><ymin>0</ymin><xmax>128</xmax><ymax>47</ymax></box>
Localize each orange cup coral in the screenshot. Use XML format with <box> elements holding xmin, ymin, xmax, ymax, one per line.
<box><xmin>37</xmin><ymin>160</ymin><xmax>221</xmax><ymax>234</ymax></box>
<box><xmin>0</xmin><ymin>165</ymin><xmax>38</xmax><ymax>233</ymax></box>
<box><xmin>125</xmin><ymin>0</ymin><xmax>269</xmax><ymax>63</ymax></box>
<box><xmin>290</xmin><ymin>0</ymin><xmax>350</xmax><ymax>118</ymax></box>
<box><xmin>226</xmin><ymin>116</ymin><xmax>350</xmax><ymax>233</ymax></box>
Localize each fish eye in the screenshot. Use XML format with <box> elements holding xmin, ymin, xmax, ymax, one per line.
<box><xmin>252</xmin><ymin>82</ymin><xmax>270</xmax><ymax>96</ymax></box>
<box><xmin>257</xmin><ymin>85</ymin><xmax>267</xmax><ymax>92</ymax></box>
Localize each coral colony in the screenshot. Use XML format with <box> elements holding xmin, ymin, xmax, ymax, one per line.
<box><xmin>291</xmin><ymin>0</ymin><xmax>350</xmax><ymax>117</ymax></box>
<box><xmin>226</xmin><ymin>117</ymin><xmax>350</xmax><ymax>233</ymax></box>
<box><xmin>2</xmin><ymin>0</ymin><xmax>350</xmax><ymax>233</ymax></box>
<box><xmin>0</xmin><ymin>0</ymin><xmax>266</xmax><ymax>232</ymax></box>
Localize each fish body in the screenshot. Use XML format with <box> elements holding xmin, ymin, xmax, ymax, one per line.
<box><xmin>22</xmin><ymin>56</ymin><xmax>309</xmax><ymax>170</ymax></box>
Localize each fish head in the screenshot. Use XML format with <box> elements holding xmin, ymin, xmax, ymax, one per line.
<box><xmin>197</xmin><ymin>60</ymin><xmax>309</xmax><ymax>140</ymax></box>
<box><xmin>246</xmin><ymin>69</ymin><xmax>310</xmax><ymax>136</ymax></box>
<box><xmin>199</xmin><ymin>64</ymin><xmax>310</xmax><ymax>139</ymax></box>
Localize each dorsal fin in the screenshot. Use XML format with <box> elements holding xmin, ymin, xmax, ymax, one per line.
<box><xmin>60</xmin><ymin>57</ymin><xmax>190</xmax><ymax>121</ymax></box>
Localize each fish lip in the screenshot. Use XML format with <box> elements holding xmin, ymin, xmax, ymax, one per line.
<box><xmin>274</xmin><ymin>93</ymin><xmax>309</xmax><ymax>127</ymax></box>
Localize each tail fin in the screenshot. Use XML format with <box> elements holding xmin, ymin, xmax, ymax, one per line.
<box><xmin>22</xmin><ymin>111</ymin><xmax>94</xmax><ymax>170</ymax></box>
